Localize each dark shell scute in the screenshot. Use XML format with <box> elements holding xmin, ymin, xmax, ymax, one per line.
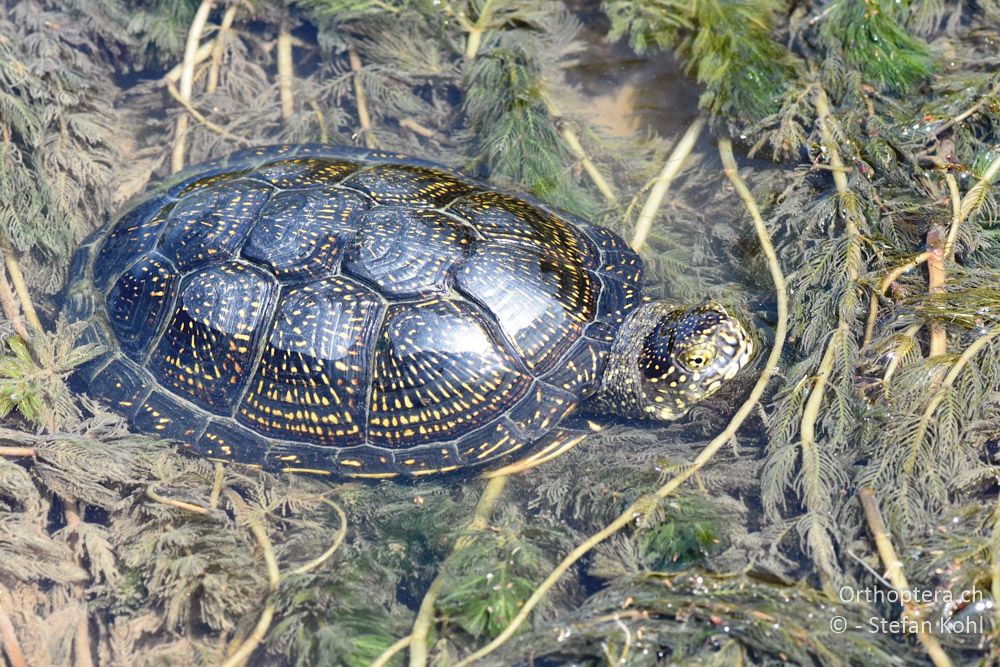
<box><xmin>196</xmin><ymin>419</ymin><xmax>271</xmax><ymax>465</ymax></box>
<box><xmin>595</xmin><ymin>273</ymin><xmax>642</xmax><ymax>330</ymax></box>
<box><xmin>539</xmin><ymin>337</ymin><xmax>606</xmax><ymax>396</ymax></box>
<box><xmin>448</xmin><ymin>191</ymin><xmax>598</xmax><ymax>267</ymax></box>
<box><xmin>171</xmin><ymin>171</ymin><xmax>252</xmax><ymax>199</ymax></box>
<box><xmin>236</xmin><ymin>276</ymin><xmax>384</xmax><ymax>446</ymax></box>
<box><xmin>87</xmin><ymin>359</ymin><xmax>153</xmax><ymax>418</ymax></box>
<box><xmin>394</xmin><ymin>442</ymin><xmax>464</xmax><ymax>476</ymax></box>
<box><xmin>251</xmin><ymin>158</ymin><xmax>360</xmax><ymax>189</ymax></box>
<box><xmin>105</xmin><ymin>253</ymin><xmax>179</xmax><ymax>361</ymax></box>
<box><xmin>133</xmin><ymin>389</ymin><xmax>208</xmax><ymax>442</ymax></box>
<box><xmin>367</xmin><ymin>298</ymin><xmax>533</xmax><ymax>447</ymax></box>
<box><xmin>72</xmin><ymin>321</ymin><xmax>110</xmax><ymax>379</ymax></box>
<box><xmin>241</xmin><ymin>187</ymin><xmax>369</xmax><ymax>281</ymax></box>
<box><xmin>505</xmin><ymin>382</ymin><xmax>578</xmax><ymax>440</ymax></box>
<box><xmin>596</xmin><ymin>249</ymin><xmax>643</xmax><ymax>295</ymax></box>
<box><xmin>455</xmin><ymin>418</ymin><xmax>529</xmax><ymax>466</ymax></box>
<box><xmin>93</xmin><ymin>196</ymin><xmax>172</xmax><ymax>292</ymax></box>
<box><xmin>159</xmin><ymin>179</ymin><xmax>273</xmax><ymax>272</ymax></box>
<box><xmin>149</xmin><ymin>261</ymin><xmax>277</xmax><ymax>413</ymax></box>
<box><xmin>343</xmin><ymin>208</ymin><xmax>474</xmax><ymax>298</ymax></box>
<box><xmin>328</xmin><ymin>445</ymin><xmax>396</xmax><ymax>477</ymax></box>
<box><xmin>455</xmin><ymin>242</ymin><xmax>599</xmax><ymax>375</ymax></box>
<box><xmin>341</xmin><ymin>164</ymin><xmax>476</xmax><ymax>207</ymax></box>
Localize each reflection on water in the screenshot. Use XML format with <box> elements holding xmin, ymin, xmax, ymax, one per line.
<box><xmin>569</xmin><ymin>25</ymin><xmax>702</xmax><ymax>138</ymax></box>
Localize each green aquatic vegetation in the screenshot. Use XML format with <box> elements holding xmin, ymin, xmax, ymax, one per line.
<box><xmin>437</xmin><ymin>527</ymin><xmax>554</xmax><ymax>639</ymax></box>
<box><xmin>125</xmin><ymin>0</ymin><xmax>203</xmax><ymax>65</ymax></box>
<box><xmin>462</xmin><ymin>45</ymin><xmax>597</xmax><ymax>215</ymax></box>
<box><xmin>494</xmin><ymin>571</ymin><xmax>917</xmax><ymax>665</ymax></box>
<box><xmin>821</xmin><ymin>0</ymin><xmax>933</xmax><ymax>94</ymax></box>
<box><xmin>635</xmin><ymin>497</ymin><xmax>726</xmax><ymax>571</ymax></box>
<box><xmin>0</xmin><ymin>1</ymin><xmax>130</xmax><ymax>291</ymax></box>
<box><xmin>604</xmin><ymin>0</ymin><xmax>795</xmax><ymax>126</ymax></box>
<box><xmin>0</xmin><ymin>320</ymin><xmax>102</xmax><ymax>429</ymax></box>
<box><xmin>268</xmin><ymin>553</ymin><xmax>407</xmax><ymax>667</ymax></box>
<box><xmin>906</xmin><ymin>501</ymin><xmax>1000</xmax><ymax>646</ymax></box>
<box><xmin>1</xmin><ymin>0</ymin><xmax>1000</xmax><ymax>665</ymax></box>
<box><xmin>295</xmin><ymin>0</ymin><xmax>415</xmax><ymax>24</ymax></box>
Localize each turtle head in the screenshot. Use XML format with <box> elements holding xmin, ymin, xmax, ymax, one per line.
<box><xmin>636</xmin><ymin>302</ymin><xmax>754</xmax><ymax>420</ymax></box>
<box><xmin>592</xmin><ymin>300</ymin><xmax>754</xmax><ymax>421</ymax></box>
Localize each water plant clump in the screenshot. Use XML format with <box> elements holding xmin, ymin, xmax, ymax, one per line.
<box><xmin>0</xmin><ymin>0</ymin><xmax>999</xmax><ymax>665</ymax></box>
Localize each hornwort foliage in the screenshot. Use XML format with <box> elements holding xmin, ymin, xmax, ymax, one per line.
<box><xmin>1</xmin><ymin>0</ymin><xmax>1000</xmax><ymax>664</ymax></box>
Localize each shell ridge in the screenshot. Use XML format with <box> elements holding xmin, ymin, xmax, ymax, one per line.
<box><xmin>229</xmin><ymin>275</ymin><xmax>286</xmax><ymax>420</ymax></box>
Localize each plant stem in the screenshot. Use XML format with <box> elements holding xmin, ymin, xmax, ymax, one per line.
<box><xmin>562</xmin><ymin>124</ymin><xmax>618</xmax><ymax>204</ymax></box>
<box><xmin>407</xmin><ymin>577</ymin><xmax>443</xmax><ymax>667</ymax></box>
<box><xmin>0</xmin><ymin>447</ymin><xmax>35</xmax><ymax>457</ymax></box>
<box><xmin>165</xmin><ymin>41</ymin><xmax>214</xmax><ymax>85</ymax></box>
<box><xmin>858</xmin><ymin>488</ymin><xmax>954</xmax><ymax>667</ymax></box>
<box><xmin>146</xmin><ymin>486</ymin><xmax>211</xmax><ymax>514</ymax></box>
<box><xmin>630</xmin><ymin>115</ymin><xmax>705</xmax><ymax>251</ymax></box>
<box><xmin>797</xmin><ymin>86</ymin><xmax>863</xmax><ymax>591</ymax></box>
<box><xmin>210</xmin><ymin>462</ymin><xmax>224</xmax><ymax>509</ymax></box>
<box><xmin>926</xmin><ymin>225</ymin><xmax>947</xmax><ymax>357</ymax></box>
<box><xmin>929</xmin><ymin>79</ymin><xmax>1000</xmax><ymax>140</ymax></box>
<box><xmin>943</xmin><ymin>173</ymin><xmax>962</xmax><ymax>261</ymax></box>
<box><xmin>464</xmin><ymin>0</ymin><xmax>494</xmax><ymax>60</ymax></box>
<box><xmin>166</xmin><ymin>79</ymin><xmax>249</xmax><ymax>144</ymax></box>
<box><xmin>992</xmin><ymin>494</ymin><xmax>1000</xmax><ymax>643</ymax></box>
<box><xmin>207</xmin><ymin>4</ymin><xmax>237</xmax><ymax>95</ymax></box>
<box><xmin>62</xmin><ymin>499</ymin><xmax>94</xmax><ymax>667</ymax></box>
<box><xmin>0</xmin><ymin>603</ymin><xmax>27</xmax><ymax>667</ymax></box>
<box><xmin>286</xmin><ymin>499</ymin><xmax>348</xmax><ymax>577</ymax></box>
<box><xmin>453</xmin><ymin>137</ymin><xmax>788</xmax><ymax>666</ymax></box>
<box><xmin>371</xmin><ymin>635</ymin><xmax>411</xmax><ymax>667</ymax></box>
<box><xmin>959</xmin><ymin>151</ymin><xmax>1000</xmax><ymax>223</ymax></box>
<box><xmin>881</xmin><ymin>323</ymin><xmax>923</xmax><ymax>394</ymax></box>
<box><xmin>541</xmin><ymin>97</ymin><xmax>617</xmax><ymax>205</ymax></box>
<box><xmin>220</xmin><ymin>603</ymin><xmax>274</xmax><ymax>667</ymax></box>
<box><xmin>399</xmin><ymin>118</ymin><xmax>438</xmax><ymax>139</ymax></box>
<box><xmin>1</xmin><ymin>240</ymin><xmax>42</xmax><ymax>334</ymax></box>
<box><xmin>172</xmin><ymin>0</ymin><xmax>214</xmax><ymax>172</ymax></box>
<box><xmin>310</xmin><ymin>101</ymin><xmax>329</xmax><ymax>142</ymax></box>
<box><xmin>349</xmin><ymin>48</ymin><xmax>376</xmax><ymax>149</ymax></box>
<box><xmin>221</xmin><ymin>489</ymin><xmax>279</xmax><ymax>667</ymax></box>
<box><xmin>904</xmin><ymin>326</ymin><xmax>1000</xmax><ymax>481</ymax></box>
<box><xmin>862</xmin><ymin>252</ymin><xmax>930</xmax><ymax>349</ymax></box>
<box><xmin>277</xmin><ymin>20</ymin><xmax>294</xmax><ymax>120</ymax></box>
<box><xmin>0</xmin><ymin>267</ymin><xmax>28</xmax><ymax>340</ymax></box>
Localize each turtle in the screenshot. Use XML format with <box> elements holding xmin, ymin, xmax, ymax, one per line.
<box><xmin>64</xmin><ymin>144</ymin><xmax>754</xmax><ymax>480</ymax></box>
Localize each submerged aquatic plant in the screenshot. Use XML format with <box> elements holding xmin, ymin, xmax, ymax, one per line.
<box><xmin>0</xmin><ymin>319</ymin><xmax>102</xmax><ymax>429</ymax></box>
<box><xmin>0</xmin><ymin>1</ymin><xmax>134</xmax><ymax>292</ymax></box>
<box><xmin>0</xmin><ymin>0</ymin><xmax>999</xmax><ymax>665</ymax></box>
<box><xmin>604</xmin><ymin>0</ymin><xmax>796</xmax><ymax>126</ymax></box>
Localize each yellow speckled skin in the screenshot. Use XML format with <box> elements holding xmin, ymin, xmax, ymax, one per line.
<box><xmin>64</xmin><ymin>144</ymin><xmax>746</xmax><ymax>480</ymax></box>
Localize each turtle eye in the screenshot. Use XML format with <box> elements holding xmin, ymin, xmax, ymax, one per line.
<box><xmin>681</xmin><ymin>347</ymin><xmax>714</xmax><ymax>369</ymax></box>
